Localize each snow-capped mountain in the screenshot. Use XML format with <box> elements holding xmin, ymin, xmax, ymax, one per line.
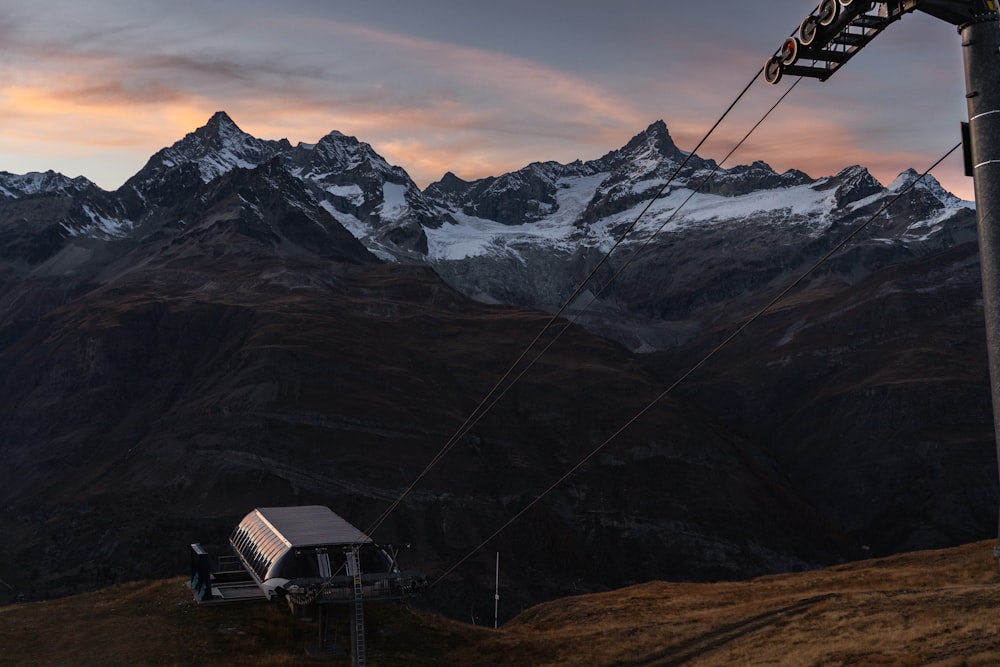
<box><xmin>136</xmin><ymin>111</ymin><xmax>291</xmax><ymax>185</ymax></box>
<box><xmin>0</xmin><ymin>112</ymin><xmax>993</xmax><ymax>618</ymax></box>
<box><xmin>413</xmin><ymin>122</ymin><xmax>976</xmax><ymax>351</ymax></box>
<box><xmin>0</xmin><ymin>113</ymin><xmax>975</xmax><ymax>350</ymax></box>
<box><xmin>114</xmin><ymin>112</ymin><xmax>441</xmax><ymax>258</ymax></box>
<box><xmin>283</xmin><ymin>128</ymin><xmax>444</xmax><ymax>255</ymax></box>
<box><xmin>0</xmin><ymin>170</ymin><xmax>96</xmax><ymax>200</ymax></box>
<box><xmin>420</xmin><ymin>121</ymin><xmax>970</xmax><ymax>263</ymax></box>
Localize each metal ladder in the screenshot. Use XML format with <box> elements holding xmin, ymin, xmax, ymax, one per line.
<box><xmin>346</xmin><ymin>546</ymin><xmax>366</xmax><ymax>667</ymax></box>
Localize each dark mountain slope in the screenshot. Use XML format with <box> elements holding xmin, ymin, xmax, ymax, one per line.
<box><xmin>0</xmin><ymin>252</ymin><xmax>854</xmax><ymax>612</ymax></box>
<box><xmin>657</xmin><ymin>239</ymin><xmax>997</xmax><ymax>554</ymax></box>
<box><xmin>0</xmin><ymin>112</ymin><xmax>993</xmax><ymax>620</ymax></box>
<box><xmin>0</xmin><ymin>175</ymin><xmax>854</xmax><ymax>614</ymax></box>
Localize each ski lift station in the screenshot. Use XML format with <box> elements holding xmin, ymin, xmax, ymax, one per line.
<box><xmin>189</xmin><ymin>505</ymin><xmax>425</xmax><ymax>662</ymax></box>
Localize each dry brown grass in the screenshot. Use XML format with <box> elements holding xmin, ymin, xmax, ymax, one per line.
<box><xmin>3</xmin><ymin>541</ymin><xmax>1000</xmax><ymax>666</ymax></box>
<box><xmin>0</xmin><ymin>576</ymin><xmax>493</xmax><ymax>667</ymax></box>
<box><xmin>452</xmin><ymin>539</ymin><xmax>1000</xmax><ymax>666</ymax></box>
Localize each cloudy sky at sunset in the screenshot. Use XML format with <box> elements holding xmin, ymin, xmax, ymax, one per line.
<box><xmin>0</xmin><ymin>1</ymin><xmax>975</xmax><ymax>199</ymax></box>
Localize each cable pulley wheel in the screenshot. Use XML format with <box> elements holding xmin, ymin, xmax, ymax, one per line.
<box><xmin>817</xmin><ymin>0</ymin><xmax>839</xmax><ymax>26</ymax></box>
<box><xmin>780</xmin><ymin>37</ymin><xmax>800</xmax><ymax>66</ymax></box>
<box><xmin>764</xmin><ymin>56</ymin><xmax>783</xmax><ymax>85</ymax></box>
<box><xmin>799</xmin><ymin>15</ymin><xmax>819</xmax><ymax>45</ymax></box>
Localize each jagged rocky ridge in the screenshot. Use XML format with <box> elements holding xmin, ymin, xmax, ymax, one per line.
<box><xmin>0</xmin><ymin>113</ymin><xmax>994</xmax><ymax>620</ymax></box>
<box><xmin>5</xmin><ymin>114</ymin><xmax>976</xmax><ymax>351</ymax></box>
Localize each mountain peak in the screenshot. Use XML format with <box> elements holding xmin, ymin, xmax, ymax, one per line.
<box><xmin>641</xmin><ymin>120</ymin><xmax>675</xmax><ymax>146</ymax></box>
<box><xmin>888</xmin><ymin>169</ymin><xmax>965</xmax><ymax>206</ymax></box>
<box><xmin>618</xmin><ymin>119</ymin><xmax>683</xmax><ymax>163</ymax></box>
<box><xmin>205</xmin><ymin>110</ymin><xmax>238</xmax><ymax>129</ymax></box>
<box><xmin>139</xmin><ymin>111</ymin><xmax>285</xmax><ymax>184</ymax></box>
<box><xmin>644</xmin><ymin>119</ymin><xmax>670</xmax><ymax>137</ymax></box>
<box><xmin>304</xmin><ymin>129</ymin><xmax>399</xmax><ymax>179</ymax></box>
<box><xmin>0</xmin><ymin>169</ymin><xmax>95</xmax><ymax>199</ymax></box>
<box><xmin>889</xmin><ymin>168</ymin><xmax>949</xmax><ymax>194</ymax></box>
<box><xmin>195</xmin><ymin>111</ymin><xmax>249</xmax><ymax>145</ymax></box>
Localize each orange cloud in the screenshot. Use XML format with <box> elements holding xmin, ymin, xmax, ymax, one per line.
<box><xmin>283</xmin><ymin>18</ymin><xmax>650</xmax><ymax>134</ymax></box>
<box><xmin>1</xmin><ymin>83</ymin><xmax>207</xmax><ymax>149</ymax></box>
<box><xmin>0</xmin><ymin>12</ymin><xmax>974</xmax><ymax>200</ymax></box>
<box><xmin>0</xmin><ymin>12</ymin><xmax>655</xmax><ymax>189</ymax></box>
<box><xmin>660</xmin><ymin>93</ymin><xmax>974</xmax><ymax>201</ymax></box>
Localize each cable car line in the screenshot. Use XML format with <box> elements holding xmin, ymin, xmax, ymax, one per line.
<box><xmin>360</xmin><ymin>66</ymin><xmax>769</xmax><ymax>542</ymax></box>
<box><xmin>563</xmin><ymin>78</ymin><xmax>803</xmax><ymax>331</ymax></box>
<box><xmin>405</xmin><ymin>78</ymin><xmax>805</xmax><ymax>484</ymax></box>
<box><xmin>430</xmin><ymin>140</ymin><xmax>964</xmax><ymax>588</ymax></box>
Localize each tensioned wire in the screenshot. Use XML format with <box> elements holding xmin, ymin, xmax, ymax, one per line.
<box><xmin>359</xmin><ymin>66</ymin><xmax>768</xmax><ymax>542</ymax></box>
<box><xmin>431</xmin><ymin>141</ymin><xmax>964</xmax><ymax>587</ymax></box>
<box><xmin>465</xmin><ymin>77</ymin><xmax>805</xmax><ymax>405</ymax></box>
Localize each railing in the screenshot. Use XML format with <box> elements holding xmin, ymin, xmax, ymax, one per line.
<box><xmin>283</xmin><ymin>571</ymin><xmax>427</xmax><ymax>604</ymax></box>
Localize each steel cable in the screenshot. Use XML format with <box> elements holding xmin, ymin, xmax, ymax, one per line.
<box><xmin>430</xmin><ymin>141</ymin><xmax>964</xmax><ymax>587</ymax></box>
<box><xmin>360</xmin><ymin>66</ymin><xmax>768</xmax><ymax>541</ymax></box>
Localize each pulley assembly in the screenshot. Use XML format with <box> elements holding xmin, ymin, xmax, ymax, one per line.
<box><xmin>764</xmin><ymin>0</ymin><xmax>891</xmax><ymax>85</ymax></box>
<box><xmin>764</xmin><ymin>0</ymin><xmax>999</xmax><ymax>85</ymax></box>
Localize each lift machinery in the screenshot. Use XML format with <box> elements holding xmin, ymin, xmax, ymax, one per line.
<box><xmin>765</xmin><ymin>0</ymin><xmax>1000</xmax><ymax>563</ymax></box>
<box><xmin>764</xmin><ymin>1</ymin><xmax>996</xmax><ymax>84</ymax></box>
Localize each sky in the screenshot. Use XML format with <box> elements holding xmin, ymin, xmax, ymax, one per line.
<box><xmin>0</xmin><ymin>1</ymin><xmax>976</xmax><ymax>199</ymax></box>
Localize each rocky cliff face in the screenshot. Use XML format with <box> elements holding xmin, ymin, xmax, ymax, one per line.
<box><xmin>420</xmin><ymin>123</ymin><xmax>976</xmax><ymax>353</ymax></box>
<box><xmin>0</xmin><ymin>113</ymin><xmax>994</xmax><ymax>618</ymax></box>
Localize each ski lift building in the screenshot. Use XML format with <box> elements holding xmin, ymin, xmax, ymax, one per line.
<box><xmin>227</xmin><ymin>505</ymin><xmax>422</xmax><ymax>606</ymax></box>
<box><xmin>190</xmin><ymin>505</ymin><xmax>424</xmax><ymax>664</ymax></box>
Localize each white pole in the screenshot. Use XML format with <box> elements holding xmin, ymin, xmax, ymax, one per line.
<box><xmin>494</xmin><ymin>552</ymin><xmax>500</xmax><ymax>629</ymax></box>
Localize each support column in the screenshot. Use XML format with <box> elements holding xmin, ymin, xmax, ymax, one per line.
<box><xmin>961</xmin><ymin>11</ymin><xmax>1000</xmax><ymax>562</ymax></box>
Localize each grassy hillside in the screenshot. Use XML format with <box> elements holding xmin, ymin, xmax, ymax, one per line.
<box><xmin>3</xmin><ymin>540</ymin><xmax>1000</xmax><ymax>666</ymax></box>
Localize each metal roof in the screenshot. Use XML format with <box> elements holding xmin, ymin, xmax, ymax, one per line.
<box><xmin>230</xmin><ymin>506</ymin><xmax>374</xmax><ymax>588</ymax></box>
<box><xmin>252</xmin><ymin>505</ymin><xmax>372</xmax><ymax>547</ymax></box>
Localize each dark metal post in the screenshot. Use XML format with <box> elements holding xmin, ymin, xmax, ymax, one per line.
<box><xmin>189</xmin><ymin>543</ymin><xmax>212</xmax><ymax>602</ymax></box>
<box><xmin>961</xmin><ymin>11</ymin><xmax>1000</xmax><ymax>563</ymax></box>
